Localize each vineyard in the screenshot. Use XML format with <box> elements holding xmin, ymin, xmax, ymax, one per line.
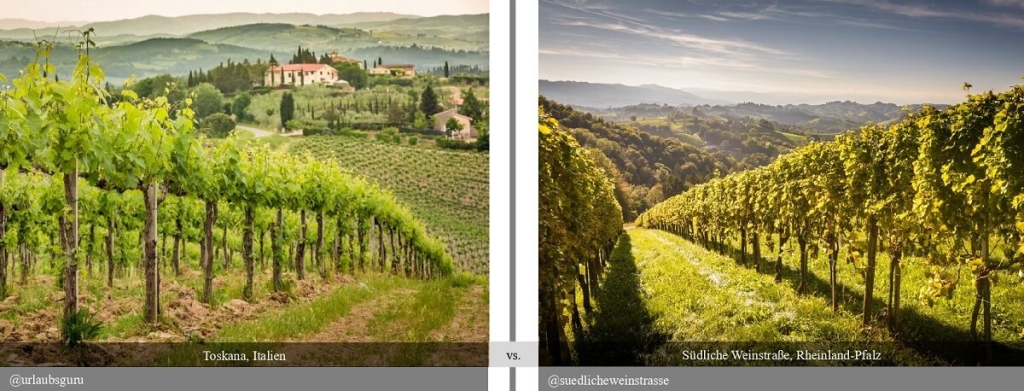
<box><xmin>289</xmin><ymin>136</ymin><xmax>489</xmax><ymax>275</ymax></box>
<box><xmin>541</xmin><ymin>83</ymin><xmax>1024</xmax><ymax>366</ymax></box>
<box><xmin>538</xmin><ymin>107</ymin><xmax>623</xmax><ymax>365</ymax></box>
<box><xmin>0</xmin><ymin>38</ymin><xmax>485</xmax><ymax>365</ymax></box>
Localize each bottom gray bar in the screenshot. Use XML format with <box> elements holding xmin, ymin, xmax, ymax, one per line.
<box><xmin>540</xmin><ymin>367</ymin><xmax>1015</xmax><ymax>390</ymax></box>
<box><xmin>0</xmin><ymin>367</ymin><xmax>486</xmax><ymax>391</ymax></box>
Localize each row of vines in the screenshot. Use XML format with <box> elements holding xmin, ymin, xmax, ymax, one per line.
<box><xmin>539</xmin><ymin>107</ymin><xmax>623</xmax><ymax>364</ymax></box>
<box><xmin>0</xmin><ymin>37</ymin><xmax>453</xmax><ymax>343</ymax></box>
<box><xmin>637</xmin><ymin>84</ymin><xmax>1024</xmax><ymax>361</ymax></box>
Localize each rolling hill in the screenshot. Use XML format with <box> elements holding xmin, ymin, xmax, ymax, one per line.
<box><xmin>0</xmin><ymin>12</ymin><xmax>416</xmax><ymax>40</ymax></box>
<box><xmin>0</xmin><ymin>18</ymin><xmax>90</xmax><ymax>30</ymax></box>
<box><xmin>540</xmin><ymin>80</ymin><xmax>731</xmax><ymax>108</ymax></box>
<box><xmin>696</xmin><ymin>101</ymin><xmax>946</xmax><ymax>133</ymax></box>
<box><xmin>577</xmin><ymin>99</ymin><xmax>946</xmax><ymax>133</ymax></box>
<box><xmin>188</xmin><ymin>24</ymin><xmax>370</xmax><ymax>53</ymax></box>
<box><xmin>186</xmin><ymin>19</ymin><xmax>487</xmax><ymax>56</ymax></box>
<box><xmin>348</xmin><ymin>14</ymin><xmax>489</xmax><ymax>43</ymax></box>
<box><xmin>0</xmin><ymin>37</ymin><xmax>271</xmax><ymax>84</ymax></box>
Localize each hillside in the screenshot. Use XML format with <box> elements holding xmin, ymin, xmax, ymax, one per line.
<box><xmin>541</xmin><ymin>96</ymin><xmax>756</xmax><ymax>220</ymax></box>
<box><xmin>579</xmin><ymin>100</ymin><xmax>946</xmax><ymax>134</ymax></box>
<box><xmin>186</xmin><ymin>22</ymin><xmax>487</xmax><ymax>64</ymax></box>
<box><xmin>0</xmin><ymin>18</ymin><xmax>89</xmax><ymax>30</ymax></box>
<box><xmin>289</xmin><ymin>136</ymin><xmax>489</xmax><ymax>275</ymax></box>
<box><xmin>0</xmin><ymin>38</ymin><xmax>271</xmax><ymax>84</ymax></box>
<box><xmin>697</xmin><ymin>101</ymin><xmax>947</xmax><ymax>132</ymax></box>
<box><xmin>540</xmin><ymin>80</ymin><xmax>729</xmax><ymax>108</ymax></box>
<box><xmin>349</xmin><ymin>14</ymin><xmax>489</xmax><ymax>44</ymax></box>
<box><xmin>351</xmin><ymin>45</ymin><xmax>487</xmax><ymax>69</ymax></box>
<box><xmin>544</xmin><ymin>80</ymin><xmax>948</xmax><ymax>133</ymax></box>
<box><xmin>188</xmin><ymin>24</ymin><xmax>370</xmax><ymax>53</ymax></box>
<box><xmin>0</xmin><ymin>12</ymin><xmax>416</xmax><ymax>40</ymax></box>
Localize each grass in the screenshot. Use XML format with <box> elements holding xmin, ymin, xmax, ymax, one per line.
<box><xmin>570</xmin><ymin>228</ymin><xmax>1024</xmax><ymax>366</ymax></box>
<box><xmin>362</xmin><ymin>277</ymin><xmax>467</xmax><ymax>366</ymax></box>
<box><xmin>152</xmin><ymin>274</ymin><xmax>484</xmax><ymax>366</ymax></box>
<box><xmin>778</xmin><ymin>130</ymin><xmax>809</xmax><ymax>145</ymax></box>
<box><xmin>214</xmin><ymin>275</ymin><xmax>406</xmax><ymax>342</ymax></box>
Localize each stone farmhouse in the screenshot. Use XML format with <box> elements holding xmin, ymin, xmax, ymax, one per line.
<box><xmin>265</xmin><ymin>64</ymin><xmax>339</xmax><ymax>87</ymax></box>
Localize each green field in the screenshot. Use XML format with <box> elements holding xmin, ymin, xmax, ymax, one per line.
<box><xmin>568</xmin><ymin>228</ymin><xmax>1024</xmax><ymax>366</ymax></box>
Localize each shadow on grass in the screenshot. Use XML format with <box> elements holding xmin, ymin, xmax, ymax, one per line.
<box><xmin>573</xmin><ymin>233</ymin><xmax>670</xmax><ymax>366</ymax></box>
<box><xmin>699</xmin><ymin>232</ymin><xmax>1024</xmax><ymax>365</ymax></box>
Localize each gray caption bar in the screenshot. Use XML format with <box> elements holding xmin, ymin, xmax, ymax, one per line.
<box><xmin>0</xmin><ymin>367</ymin><xmax>486</xmax><ymax>391</ymax></box>
<box><xmin>540</xmin><ymin>367</ymin><xmax>1016</xmax><ymax>391</ymax></box>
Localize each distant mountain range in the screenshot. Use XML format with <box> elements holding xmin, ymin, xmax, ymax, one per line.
<box><xmin>0</xmin><ymin>13</ymin><xmax>417</xmax><ymax>38</ymax></box>
<box><xmin>542</xmin><ymin>80</ymin><xmax>947</xmax><ymax>133</ymax></box>
<box><xmin>540</xmin><ymin>80</ymin><xmax>732</xmax><ymax>107</ymax></box>
<box><xmin>0</xmin><ymin>18</ymin><xmax>90</xmax><ymax>30</ymax></box>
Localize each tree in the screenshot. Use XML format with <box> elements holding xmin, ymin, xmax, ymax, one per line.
<box><xmin>132</xmin><ymin>74</ymin><xmax>186</xmax><ymax>110</ymax></box>
<box><xmin>387</xmin><ymin>103</ymin><xmax>408</xmax><ymax>126</ymax></box>
<box><xmin>420</xmin><ymin>86</ymin><xmax>441</xmax><ymax>117</ymax></box>
<box><xmin>280</xmin><ymin>93</ymin><xmax>295</xmax><ymax>130</ymax></box>
<box><xmin>475</xmin><ymin>132</ymin><xmax>489</xmax><ymax>151</ymax></box>
<box><xmin>232</xmin><ymin>93</ymin><xmax>252</xmax><ymax>122</ymax></box>
<box><xmin>460</xmin><ymin>88</ymin><xmax>484</xmax><ymax>122</ymax></box>
<box><xmin>412</xmin><ymin>111</ymin><xmax>432</xmax><ymax>130</ymax></box>
<box><xmin>201</xmin><ymin>113</ymin><xmax>237</xmax><ymax>138</ymax></box>
<box><xmin>445</xmin><ymin>117</ymin><xmax>463</xmax><ymax>138</ymax></box>
<box><xmin>334</xmin><ymin>62</ymin><xmax>367</xmax><ymax>90</ymax></box>
<box><xmin>269</xmin><ymin>53</ymin><xmax>278</xmax><ymax>66</ymax></box>
<box><xmin>192</xmin><ymin>83</ymin><xmax>224</xmax><ymax>120</ymax></box>
<box><xmin>444</xmin><ymin>61</ymin><xmax>449</xmax><ymax>78</ymax></box>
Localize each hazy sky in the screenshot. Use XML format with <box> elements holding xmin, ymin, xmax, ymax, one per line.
<box><xmin>5</xmin><ymin>0</ymin><xmax>488</xmax><ymax>22</ymax></box>
<box><xmin>540</xmin><ymin>0</ymin><xmax>1024</xmax><ymax>104</ymax></box>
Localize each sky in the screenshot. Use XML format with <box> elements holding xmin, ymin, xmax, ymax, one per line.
<box><xmin>540</xmin><ymin>0</ymin><xmax>1024</xmax><ymax>104</ymax></box>
<box><xmin>2</xmin><ymin>0</ymin><xmax>488</xmax><ymax>22</ymax></box>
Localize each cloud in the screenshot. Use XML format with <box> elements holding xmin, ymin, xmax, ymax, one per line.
<box><xmin>983</xmin><ymin>0</ymin><xmax>1024</xmax><ymax>8</ymax></box>
<box><xmin>643</xmin><ymin>8</ymin><xmax>732</xmax><ymax>22</ymax></box>
<box><xmin>644</xmin><ymin>7</ymin><xmax>778</xmax><ymax>22</ymax></box>
<box><xmin>716</xmin><ymin>11</ymin><xmax>774</xmax><ymax>21</ymax></box>
<box><xmin>698</xmin><ymin>14</ymin><xmax>732</xmax><ymax>22</ymax></box>
<box><xmin>539</xmin><ymin>46</ymin><xmax>833</xmax><ymax>79</ymax></box>
<box><xmin>645</xmin><ymin>3</ymin><xmax>914</xmax><ymax>30</ymax></box>
<box><xmin>554</xmin><ymin>19</ymin><xmax>790</xmax><ymax>57</ymax></box>
<box><xmin>820</xmin><ymin>0</ymin><xmax>1024</xmax><ymax>29</ymax></box>
<box><xmin>542</xmin><ymin>0</ymin><xmax>833</xmax><ymax>80</ymax></box>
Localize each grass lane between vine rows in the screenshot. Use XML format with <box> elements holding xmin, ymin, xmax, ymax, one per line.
<box><xmin>574</xmin><ymin>228</ymin><xmax>1024</xmax><ymax>366</ymax></box>
<box><xmin>156</xmin><ymin>273</ymin><xmax>487</xmax><ymax>366</ymax></box>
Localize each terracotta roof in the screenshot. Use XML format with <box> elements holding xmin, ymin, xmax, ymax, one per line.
<box><xmin>268</xmin><ymin>64</ymin><xmax>334</xmax><ymax>72</ymax></box>
<box><xmin>328</xmin><ymin>53</ymin><xmax>359</xmax><ymax>63</ymax></box>
<box><xmin>380</xmin><ymin>64</ymin><xmax>415</xmax><ymax>69</ymax></box>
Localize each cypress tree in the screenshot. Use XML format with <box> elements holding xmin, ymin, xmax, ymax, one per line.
<box><xmin>280</xmin><ymin>92</ymin><xmax>295</xmax><ymax>129</ymax></box>
<box><xmin>419</xmin><ymin>85</ymin><xmax>440</xmax><ymax>117</ymax></box>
